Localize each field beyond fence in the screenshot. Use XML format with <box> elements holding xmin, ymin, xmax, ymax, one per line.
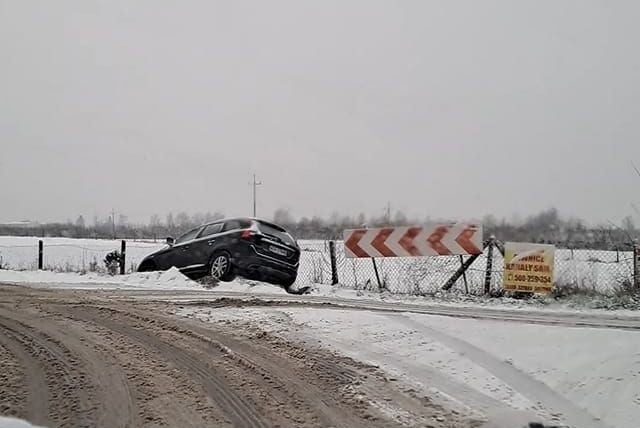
<box><xmin>0</xmin><ymin>236</ymin><xmax>638</xmax><ymax>296</ymax></box>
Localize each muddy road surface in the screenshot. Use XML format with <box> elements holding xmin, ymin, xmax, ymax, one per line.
<box><xmin>0</xmin><ymin>285</ymin><xmax>479</xmax><ymax>428</ymax></box>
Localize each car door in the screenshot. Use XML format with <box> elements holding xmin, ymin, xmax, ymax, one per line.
<box><xmin>181</xmin><ymin>222</ymin><xmax>224</xmax><ymax>275</ymax></box>
<box><xmin>169</xmin><ymin>227</ymin><xmax>203</xmax><ymax>272</ymax></box>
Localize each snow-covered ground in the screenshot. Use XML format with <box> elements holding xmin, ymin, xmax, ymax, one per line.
<box><xmin>1</xmin><ymin>256</ymin><xmax>638</xmax><ymax>427</ymax></box>
<box><xmin>177</xmin><ymin>304</ymin><xmax>640</xmax><ymax>428</ymax></box>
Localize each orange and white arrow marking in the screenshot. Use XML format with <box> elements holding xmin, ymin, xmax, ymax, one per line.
<box><xmin>344</xmin><ymin>224</ymin><xmax>483</xmax><ymax>258</ymax></box>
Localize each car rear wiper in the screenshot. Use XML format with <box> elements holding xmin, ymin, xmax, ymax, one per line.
<box><xmin>262</xmin><ymin>233</ymin><xmax>285</xmax><ymax>244</ymax></box>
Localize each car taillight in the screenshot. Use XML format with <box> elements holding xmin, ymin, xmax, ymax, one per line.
<box><xmin>242</xmin><ymin>229</ymin><xmax>259</xmax><ymax>240</ymax></box>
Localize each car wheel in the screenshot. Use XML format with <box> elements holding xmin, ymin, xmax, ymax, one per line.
<box><xmin>209</xmin><ymin>252</ymin><xmax>235</xmax><ymax>282</ymax></box>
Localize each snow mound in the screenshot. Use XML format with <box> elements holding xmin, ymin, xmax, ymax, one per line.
<box><xmin>0</xmin><ymin>267</ymin><xmax>201</xmax><ymax>290</ymax></box>
<box><xmin>212</xmin><ymin>279</ymin><xmax>289</xmax><ymax>295</ymax></box>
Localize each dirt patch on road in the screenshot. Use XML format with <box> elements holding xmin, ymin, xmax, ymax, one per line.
<box><xmin>0</xmin><ymin>285</ymin><xmax>479</xmax><ymax>427</ymax></box>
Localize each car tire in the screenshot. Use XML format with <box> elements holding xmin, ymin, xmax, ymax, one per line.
<box><xmin>209</xmin><ymin>251</ymin><xmax>235</xmax><ymax>282</ymax></box>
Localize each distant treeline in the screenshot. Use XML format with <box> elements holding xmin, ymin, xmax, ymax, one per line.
<box><xmin>1</xmin><ymin>208</ymin><xmax>637</xmax><ymax>250</ymax></box>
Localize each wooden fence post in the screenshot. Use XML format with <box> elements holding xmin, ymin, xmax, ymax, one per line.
<box><xmin>484</xmin><ymin>237</ymin><xmax>495</xmax><ymax>295</ymax></box>
<box><xmin>329</xmin><ymin>241</ymin><xmax>339</xmax><ymax>285</ymax></box>
<box><xmin>120</xmin><ymin>240</ymin><xmax>126</xmax><ymax>275</ymax></box>
<box><xmin>38</xmin><ymin>240</ymin><xmax>43</xmax><ymax>270</ymax></box>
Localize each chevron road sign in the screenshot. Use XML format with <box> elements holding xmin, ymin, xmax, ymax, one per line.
<box><xmin>343</xmin><ymin>224</ymin><xmax>483</xmax><ymax>258</ymax></box>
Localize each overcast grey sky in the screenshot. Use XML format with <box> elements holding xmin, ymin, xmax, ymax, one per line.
<box><xmin>1</xmin><ymin>0</ymin><xmax>639</xmax><ymax>225</ymax></box>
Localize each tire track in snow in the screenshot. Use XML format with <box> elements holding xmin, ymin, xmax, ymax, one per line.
<box><xmin>391</xmin><ymin>313</ymin><xmax>611</xmax><ymax>428</ymax></box>
<box><xmin>301</xmin><ymin>328</ymin><xmax>539</xmax><ymax>428</ymax></box>
<box><xmin>0</xmin><ymin>327</ymin><xmax>49</xmax><ymax>425</ymax></box>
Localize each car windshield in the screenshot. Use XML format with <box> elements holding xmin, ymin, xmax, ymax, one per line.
<box><xmin>257</xmin><ymin>222</ymin><xmax>296</xmax><ymax>246</ymax></box>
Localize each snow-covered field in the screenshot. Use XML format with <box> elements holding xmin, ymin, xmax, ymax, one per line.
<box><xmin>0</xmin><ymin>236</ymin><xmax>635</xmax><ymax>293</ymax></box>
<box><xmin>0</xmin><ymin>236</ymin><xmax>162</xmax><ymax>272</ymax></box>
<box><xmin>177</xmin><ymin>304</ymin><xmax>640</xmax><ymax>428</ymax></box>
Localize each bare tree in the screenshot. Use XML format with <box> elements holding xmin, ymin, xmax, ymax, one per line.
<box><xmin>149</xmin><ymin>214</ymin><xmax>161</xmax><ymax>241</ymax></box>
<box><xmin>166</xmin><ymin>213</ymin><xmax>175</xmax><ymax>236</ymax></box>
<box><xmin>175</xmin><ymin>212</ymin><xmax>191</xmax><ymax>230</ymax></box>
<box><xmin>273</xmin><ymin>208</ymin><xmax>293</xmax><ymax>225</ymax></box>
<box><xmin>622</xmin><ymin>216</ymin><xmax>636</xmax><ymax>233</ymax></box>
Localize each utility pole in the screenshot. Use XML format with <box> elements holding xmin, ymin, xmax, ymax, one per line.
<box><xmin>111</xmin><ymin>208</ymin><xmax>116</xmax><ymax>239</ymax></box>
<box><xmin>250</xmin><ymin>174</ymin><xmax>263</xmax><ymax>217</ymax></box>
<box><xmin>385</xmin><ymin>202</ymin><xmax>391</xmax><ymax>225</ymax></box>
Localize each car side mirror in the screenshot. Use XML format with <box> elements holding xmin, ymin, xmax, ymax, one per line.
<box><xmin>166</xmin><ymin>237</ymin><xmax>175</xmax><ymax>246</ymax></box>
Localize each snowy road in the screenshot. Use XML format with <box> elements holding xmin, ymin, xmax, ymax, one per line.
<box><xmin>0</xmin><ymin>285</ymin><xmax>478</xmax><ymax>428</ymax></box>
<box><xmin>2</xmin><ymin>283</ymin><xmax>639</xmax><ymax>428</ymax></box>
<box><xmin>165</xmin><ymin>293</ymin><xmax>639</xmax><ymax>428</ymax></box>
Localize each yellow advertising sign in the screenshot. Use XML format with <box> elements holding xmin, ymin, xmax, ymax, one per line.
<box><xmin>503</xmin><ymin>242</ymin><xmax>555</xmax><ymax>293</ymax></box>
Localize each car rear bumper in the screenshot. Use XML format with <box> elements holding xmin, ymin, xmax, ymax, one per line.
<box><xmin>232</xmin><ymin>244</ymin><xmax>299</xmax><ymax>281</ymax></box>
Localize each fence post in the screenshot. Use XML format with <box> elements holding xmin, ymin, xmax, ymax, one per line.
<box><xmin>459</xmin><ymin>255</ymin><xmax>469</xmax><ymax>294</ymax></box>
<box><xmin>634</xmin><ymin>243</ymin><xmax>640</xmax><ymax>289</ymax></box>
<box><xmin>329</xmin><ymin>241</ymin><xmax>339</xmax><ymax>285</ymax></box>
<box><xmin>371</xmin><ymin>257</ymin><xmax>383</xmax><ymax>290</ymax></box>
<box><xmin>484</xmin><ymin>236</ymin><xmax>495</xmax><ymax>295</ymax></box>
<box><xmin>441</xmin><ymin>238</ymin><xmax>491</xmax><ymax>291</ymax></box>
<box><xmin>38</xmin><ymin>240</ymin><xmax>43</xmax><ymax>270</ymax></box>
<box><xmin>120</xmin><ymin>240</ymin><xmax>126</xmax><ymax>275</ymax></box>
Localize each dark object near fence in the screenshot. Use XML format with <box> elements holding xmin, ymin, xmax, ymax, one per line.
<box><xmin>104</xmin><ymin>250</ymin><xmax>121</xmax><ymax>275</ymax></box>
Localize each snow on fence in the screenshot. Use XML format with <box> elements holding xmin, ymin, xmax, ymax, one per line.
<box><xmin>0</xmin><ymin>236</ymin><xmax>637</xmax><ymax>294</ymax></box>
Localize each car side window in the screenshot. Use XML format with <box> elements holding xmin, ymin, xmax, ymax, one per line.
<box><xmin>175</xmin><ymin>228</ymin><xmax>200</xmax><ymax>245</ymax></box>
<box><xmin>199</xmin><ymin>223</ymin><xmax>223</xmax><ymax>238</ymax></box>
<box><xmin>222</xmin><ymin>220</ymin><xmax>241</xmax><ymax>232</ymax></box>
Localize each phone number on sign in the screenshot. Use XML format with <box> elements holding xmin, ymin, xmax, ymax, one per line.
<box><xmin>511</xmin><ymin>274</ymin><xmax>552</xmax><ymax>284</ymax></box>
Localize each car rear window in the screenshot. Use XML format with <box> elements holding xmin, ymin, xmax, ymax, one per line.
<box><xmin>222</xmin><ymin>219</ymin><xmax>251</xmax><ymax>232</ymax></box>
<box><xmin>257</xmin><ymin>222</ymin><xmax>296</xmax><ymax>246</ymax></box>
<box><xmin>199</xmin><ymin>223</ymin><xmax>223</xmax><ymax>237</ymax></box>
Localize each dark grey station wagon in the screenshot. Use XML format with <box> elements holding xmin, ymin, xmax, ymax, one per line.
<box><xmin>138</xmin><ymin>218</ymin><xmax>300</xmax><ymax>288</ymax></box>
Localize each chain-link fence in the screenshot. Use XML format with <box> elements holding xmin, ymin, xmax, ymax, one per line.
<box><xmin>296</xmin><ymin>239</ymin><xmax>639</xmax><ymax>295</ymax></box>
<box><xmin>1</xmin><ymin>237</ymin><xmax>638</xmax><ymax>295</ymax></box>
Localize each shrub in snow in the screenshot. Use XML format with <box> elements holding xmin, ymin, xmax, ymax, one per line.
<box><xmin>104</xmin><ymin>250</ymin><xmax>121</xmax><ymax>275</ymax></box>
